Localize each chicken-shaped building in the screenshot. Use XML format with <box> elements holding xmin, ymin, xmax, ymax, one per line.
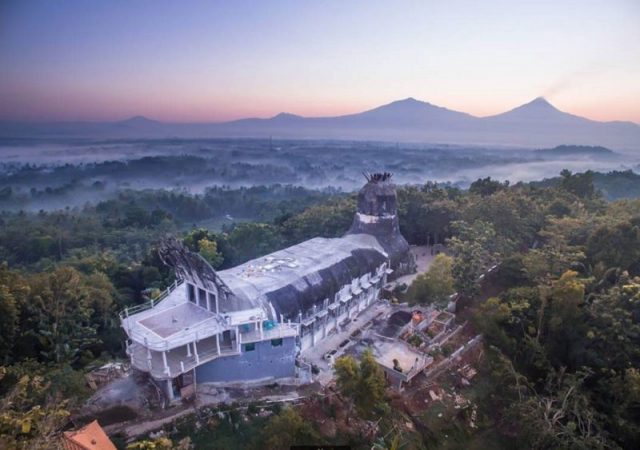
<box><xmin>121</xmin><ymin>173</ymin><xmax>414</xmax><ymax>400</ymax></box>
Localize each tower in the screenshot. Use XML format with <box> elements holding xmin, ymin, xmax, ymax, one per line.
<box><xmin>347</xmin><ymin>172</ymin><xmax>415</xmax><ymax>277</ymax></box>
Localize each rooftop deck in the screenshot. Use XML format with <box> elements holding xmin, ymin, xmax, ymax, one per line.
<box><xmin>121</xmin><ymin>285</ymin><xmax>227</xmax><ymax>351</ymax></box>
<box><xmin>139</xmin><ymin>302</ymin><xmax>216</xmax><ymax>339</ymax></box>
<box><xmin>122</xmin><ymin>279</ymin><xmax>299</xmax><ymax>353</ymax></box>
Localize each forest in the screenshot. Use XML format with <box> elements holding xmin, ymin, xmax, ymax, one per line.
<box><xmin>1</xmin><ymin>167</ymin><xmax>639</xmax><ymax>449</ymax></box>
<box><xmin>2</xmin><ymin>139</ymin><xmax>638</xmax><ymax>213</ymax></box>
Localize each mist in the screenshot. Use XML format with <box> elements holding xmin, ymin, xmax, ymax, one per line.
<box><xmin>1</xmin><ymin>137</ymin><xmax>638</xmax><ymax>212</ymax></box>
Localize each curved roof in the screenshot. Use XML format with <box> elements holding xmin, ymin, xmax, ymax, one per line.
<box><xmin>217</xmin><ymin>234</ymin><xmax>388</xmax><ymax>319</ymax></box>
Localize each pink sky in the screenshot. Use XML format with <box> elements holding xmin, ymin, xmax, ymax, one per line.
<box><xmin>1</xmin><ymin>1</ymin><xmax>639</xmax><ymax>124</ymax></box>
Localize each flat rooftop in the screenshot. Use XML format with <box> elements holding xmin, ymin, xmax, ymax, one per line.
<box><xmin>139</xmin><ymin>302</ymin><xmax>215</xmax><ymax>338</ymax></box>
<box><xmin>373</xmin><ymin>339</ymin><xmax>425</xmax><ymax>372</ymax></box>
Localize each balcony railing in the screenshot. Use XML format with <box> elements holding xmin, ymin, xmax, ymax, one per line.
<box><xmin>240</xmin><ymin>322</ymin><xmax>299</xmax><ymax>344</ymax></box>
<box><xmin>125</xmin><ymin>316</ymin><xmax>228</xmax><ymax>352</ymax></box>
<box><xmin>128</xmin><ymin>339</ymin><xmax>240</xmax><ymax>380</ymax></box>
<box><xmin>119</xmin><ymin>279</ymin><xmax>184</xmax><ymax>322</ymax></box>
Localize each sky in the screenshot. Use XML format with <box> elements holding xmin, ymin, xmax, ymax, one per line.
<box><xmin>0</xmin><ymin>0</ymin><xmax>639</xmax><ymax>123</ymax></box>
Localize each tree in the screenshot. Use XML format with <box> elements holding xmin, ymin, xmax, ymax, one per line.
<box><xmin>358</xmin><ymin>349</ymin><xmax>387</xmax><ymax>416</ymax></box>
<box><xmin>405</xmin><ymin>253</ymin><xmax>454</xmax><ymax>306</ymax></box>
<box><xmin>515</xmin><ymin>370</ymin><xmax>608</xmax><ymax>450</ymax></box>
<box><xmin>197</xmin><ymin>237</ymin><xmax>224</xmax><ymax>268</ymax></box>
<box><xmin>20</xmin><ymin>267</ymin><xmax>99</xmax><ymax>364</ymax></box>
<box><xmin>127</xmin><ymin>437</ymin><xmax>193</xmax><ymax>450</ymax></box>
<box><xmin>226</xmin><ymin>223</ymin><xmax>283</xmax><ymax>265</ymax></box>
<box><xmin>396</xmin><ymin>185</ymin><xmax>458</xmax><ymax>245</ymax></box>
<box><xmin>461</xmin><ymin>189</ymin><xmax>541</xmax><ymax>247</ymax></box>
<box><xmin>560</xmin><ymin>170</ymin><xmax>596</xmax><ymax>199</ymax></box>
<box><xmin>469</xmin><ymin>177</ymin><xmax>509</xmax><ymax>197</ymax></box>
<box><xmin>448</xmin><ymin>220</ymin><xmax>503</xmax><ymax>298</ymax></box>
<box><xmin>0</xmin><ymin>369</ymin><xmax>70</xmax><ymax>450</ymax></box>
<box><xmin>0</xmin><ymin>264</ymin><xmax>29</xmax><ymax>365</ymax></box>
<box><xmin>258</xmin><ymin>406</ymin><xmax>321</xmax><ymax>449</ymax></box>
<box><xmin>334</xmin><ymin>349</ymin><xmax>387</xmax><ymax>419</ymax></box>
<box><xmin>587</xmin><ymin>222</ymin><xmax>640</xmax><ymax>274</ymax></box>
<box><xmin>280</xmin><ymin>197</ymin><xmax>355</xmax><ymax>245</ymax></box>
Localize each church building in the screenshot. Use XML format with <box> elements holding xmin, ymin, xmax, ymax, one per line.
<box><xmin>121</xmin><ymin>174</ymin><xmax>414</xmax><ymax>400</ymax></box>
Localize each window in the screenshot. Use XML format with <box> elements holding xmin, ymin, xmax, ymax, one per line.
<box><xmin>244</xmin><ymin>343</ymin><xmax>255</xmax><ymax>352</ymax></box>
<box><xmin>208</xmin><ymin>292</ymin><xmax>217</xmax><ymax>312</ymax></box>
<box><xmin>187</xmin><ymin>284</ymin><xmax>195</xmax><ymax>303</ymax></box>
<box><xmin>271</xmin><ymin>338</ymin><xmax>283</xmax><ymax>347</ymax></box>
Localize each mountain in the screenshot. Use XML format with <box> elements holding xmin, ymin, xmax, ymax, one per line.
<box><xmin>486</xmin><ymin>97</ymin><xmax>582</xmax><ymax>124</ymax></box>
<box><xmin>536</xmin><ymin>144</ymin><xmax>616</xmax><ymax>158</ymax></box>
<box><xmin>476</xmin><ymin>97</ymin><xmax>640</xmax><ymax>149</ymax></box>
<box><xmin>115</xmin><ymin>116</ymin><xmax>161</xmax><ymax>128</ymax></box>
<box><xmin>330</xmin><ymin>97</ymin><xmax>476</xmax><ymax>127</ymax></box>
<box><xmin>1</xmin><ymin>97</ymin><xmax>639</xmax><ymax>150</ymax></box>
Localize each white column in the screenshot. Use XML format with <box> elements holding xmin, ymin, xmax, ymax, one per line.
<box><xmin>311</xmin><ymin>322</ymin><xmax>315</xmax><ymax>347</ymax></box>
<box><xmin>186</xmin><ymin>342</ymin><xmax>192</xmax><ymax>357</ymax></box>
<box><xmin>216</xmin><ymin>333</ymin><xmax>221</xmax><ymax>354</ymax></box>
<box><xmin>193</xmin><ymin>340</ymin><xmax>199</xmax><ymax>364</ymax></box>
<box><xmin>206</xmin><ymin>292</ymin><xmax>211</xmax><ymax>311</ymax></box>
<box><xmin>162</xmin><ymin>351</ymin><xmax>169</xmax><ymax>375</ymax></box>
<box><xmin>259</xmin><ymin>320</ymin><xmax>264</xmax><ymax>339</ymax></box>
<box><xmin>237</xmin><ymin>327</ymin><xmax>241</xmax><ymax>352</ymax></box>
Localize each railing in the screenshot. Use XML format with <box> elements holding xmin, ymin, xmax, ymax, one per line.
<box><xmin>129</xmin><ymin>340</ymin><xmax>241</xmax><ymax>379</ymax></box>
<box><xmin>240</xmin><ymin>322</ymin><xmax>299</xmax><ymax>344</ymax></box>
<box><xmin>119</xmin><ymin>279</ymin><xmax>184</xmax><ymax>321</ymax></box>
<box><xmin>124</xmin><ymin>314</ymin><xmax>227</xmax><ymax>352</ymax></box>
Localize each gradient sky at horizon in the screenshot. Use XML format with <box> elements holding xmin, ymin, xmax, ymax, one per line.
<box><xmin>1</xmin><ymin>0</ymin><xmax>639</xmax><ymax>123</ymax></box>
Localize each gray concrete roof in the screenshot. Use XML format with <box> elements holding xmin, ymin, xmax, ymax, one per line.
<box><xmin>217</xmin><ymin>233</ymin><xmax>388</xmax><ymax>319</ymax></box>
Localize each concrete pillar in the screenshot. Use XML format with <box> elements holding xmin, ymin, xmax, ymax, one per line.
<box><xmin>216</xmin><ymin>333</ymin><xmax>221</xmax><ymax>354</ymax></box>
<box><xmin>186</xmin><ymin>342</ymin><xmax>192</xmax><ymax>357</ymax></box>
<box><xmin>162</xmin><ymin>351</ymin><xmax>169</xmax><ymax>375</ymax></box>
<box><xmin>165</xmin><ymin>379</ymin><xmax>173</xmax><ymax>400</ymax></box>
<box><xmin>206</xmin><ymin>292</ymin><xmax>211</xmax><ymax>311</ymax></box>
<box><xmin>237</xmin><ymin>328</ymin><xmax>241</xmax><ymax>353</ymax></box>
<box><xmin>259</xmin><ymin>320</ymin><xmax>264</xmax><ymax>339</ymax></box>
<box><xmin>193</xmin><ymin>340</ymin><xmax>199</xmax><ymax>364</ymax></box>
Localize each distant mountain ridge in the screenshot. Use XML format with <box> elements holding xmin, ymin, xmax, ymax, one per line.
<box><xmin>1</xmin><ymin>97</ymin><xmax>639</xmax><ymax>150</ymax></box>
<box><xmin>536</xmin><ymin>145</ymin><xmax>616</xmax><ymax>157</ymax></box>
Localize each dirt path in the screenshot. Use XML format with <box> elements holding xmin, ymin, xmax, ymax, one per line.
<box><xmin>104</xmin><ymin>404</ymin><xmax>195</xmax><ymax>438</ymax></box>
<box><xmin>393</xmin><ymin>245</ymin><xmax>438</xmax><ymax>287</ymax></box>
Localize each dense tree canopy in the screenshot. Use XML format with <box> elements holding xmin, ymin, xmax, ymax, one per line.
<box><xmin>0</xmin><ymin>171</ymin><xmax>639</xmax><ymax>448</ymax></box>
